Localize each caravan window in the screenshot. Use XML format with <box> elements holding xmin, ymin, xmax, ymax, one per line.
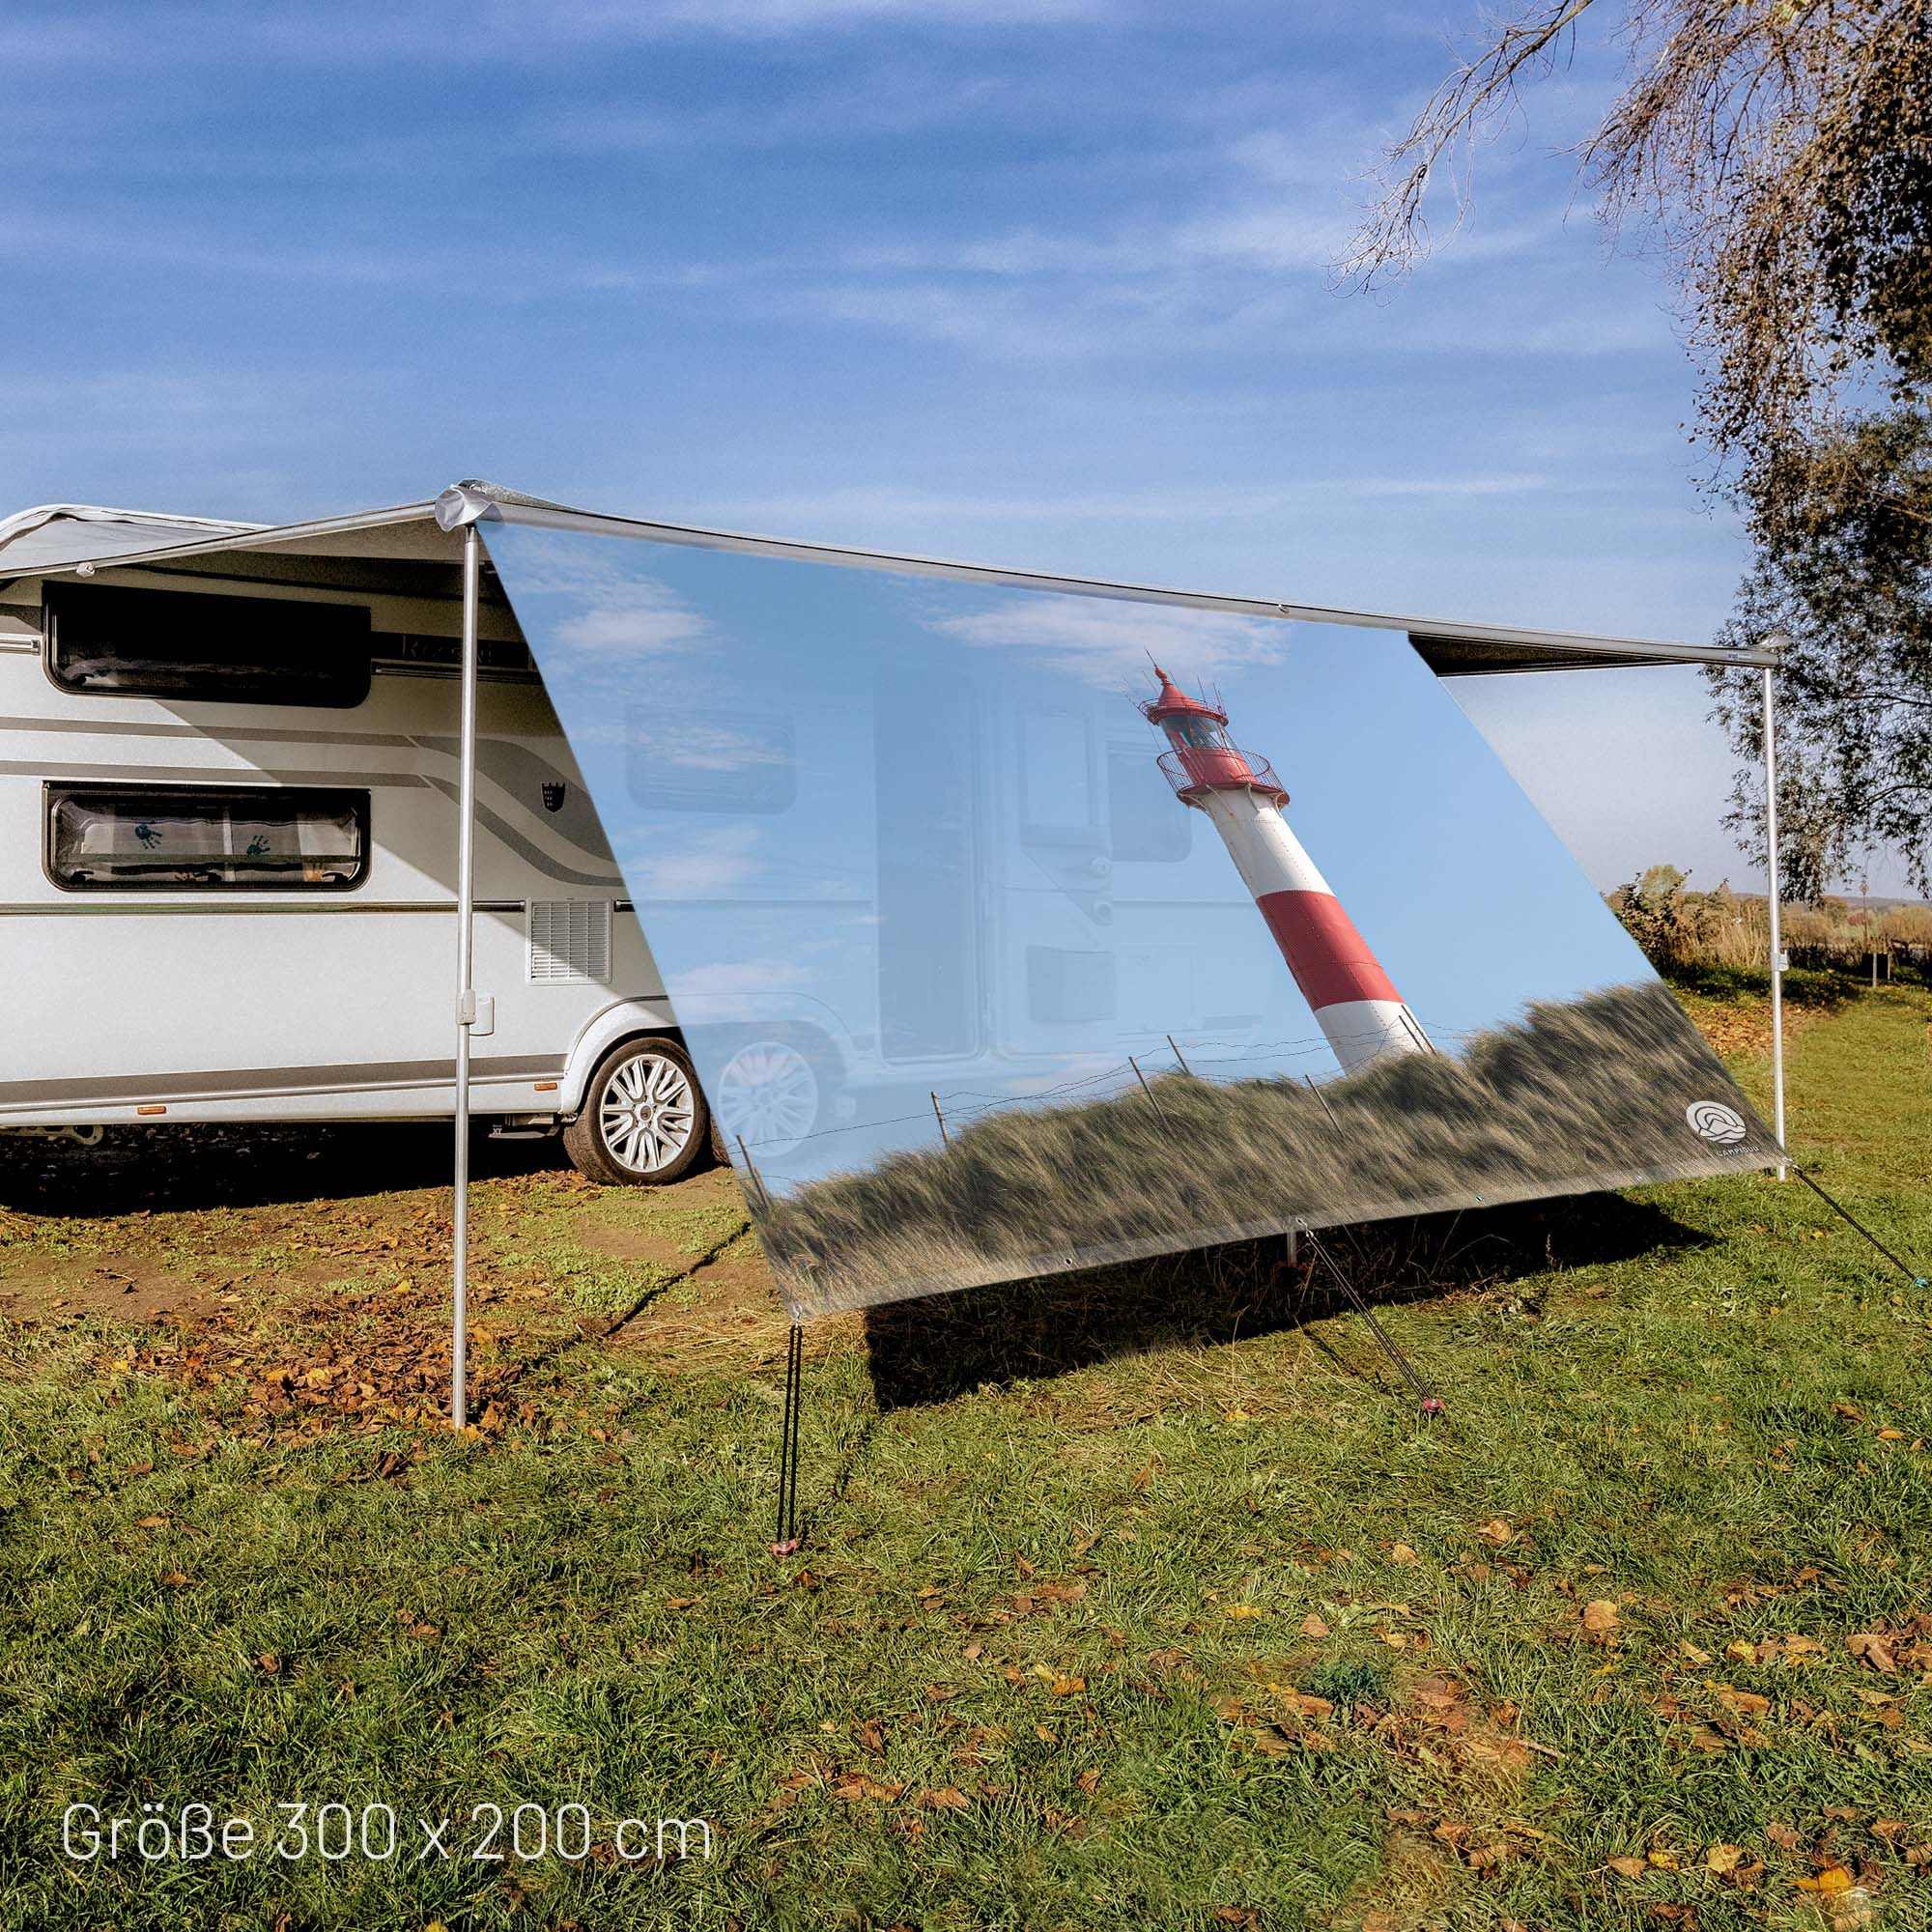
<box><xmin>45</xmin><ymin>784</ymin><xmax>369</xmax><ymax>892</ymax></box>
<box><xmin>43</xmin><ymin>582</ymin><xmax>372</xmax><ymax>706</ymax></box>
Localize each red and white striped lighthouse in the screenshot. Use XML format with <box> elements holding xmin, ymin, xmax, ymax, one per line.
<box><xmin>1141</xmin><ymin>667</ymin><xmax>1434</xmax><ymax>1076</ymax></box>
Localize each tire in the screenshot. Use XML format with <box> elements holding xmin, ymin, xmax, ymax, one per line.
<box><xmin>562</xmin><ymin>1037</ymin><xmax>710</xmax><ymax>1186</ymax></box>
<box><xmin>710</xmin><ymin>1035</ymin><xmax>827</xmax><ymax>1164</ymax></box>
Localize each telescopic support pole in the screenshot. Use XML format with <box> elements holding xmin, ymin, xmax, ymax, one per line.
<box><xmin>450</xmin><ymin>519</ymin><xmax>482</xmax><ymax>1429</ymax></box>
<box><xmin>1762</xmin><ymin>665</ymin><xmax>1787</xmax><ymax>1180</ymax></box>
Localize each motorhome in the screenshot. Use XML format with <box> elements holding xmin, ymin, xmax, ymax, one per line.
<box><xmin>0</xmin><ymin>502</ymin><xmax>753</xmax><ymax>1184</ymax></box>
<box><xmin>0</xmin><ymin>499</ymin><xmax>1298</xmax><ymax>1185</ymax></box>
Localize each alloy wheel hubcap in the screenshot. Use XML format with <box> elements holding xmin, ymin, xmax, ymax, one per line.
<box><xmin>599</xmin><ymin>1052</ymin><xmax>696</xmax><ymax>1173</ymax></box>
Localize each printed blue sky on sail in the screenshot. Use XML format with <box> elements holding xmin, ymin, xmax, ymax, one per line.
<box><xmin>487</xmin><ymin>519</ymin><xmax>1662</xmax><ymax>1194</ymax></box>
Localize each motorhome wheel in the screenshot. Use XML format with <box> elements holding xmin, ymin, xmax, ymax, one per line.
<box><xmin>714</xmin><ymin>1037</ymin><xmax>822</xmax><ymax>1162</ymax></box>
<box><xmin>563</xmin><ymin>1037</ymin><xmax>710</xmax><ymax>1186</ymax></box>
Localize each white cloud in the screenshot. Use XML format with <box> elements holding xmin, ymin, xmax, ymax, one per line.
<box><xmin>556</xmin><ymin>592</ymin><xmax>710</xmax><ymax>658</ymax></box>
<box><xmin>931</xmin><ymin>592</ymin><xmax>1286</xmax><ymax>690</ymax></box>
<box><xmin>630</xmin><ymin>718</ymin><xmax>792</xmax><ymax>775</ymax></box>
<box><xmin>618</xmin><ymin>825</ymin><xmax>763</xmax><ymax>896</ymax></box>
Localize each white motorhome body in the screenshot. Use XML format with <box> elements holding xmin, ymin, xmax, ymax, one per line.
<box><xmin>0</xmin><ymin>504</ymin><xmax>736</xmax><ymax>1181</ymax></box>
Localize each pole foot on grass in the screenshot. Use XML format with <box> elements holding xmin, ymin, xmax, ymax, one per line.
<box><xmin>773</xmin><ymin>1322</ymin><xmax>804</xmax><ymax>1557</ymax></box>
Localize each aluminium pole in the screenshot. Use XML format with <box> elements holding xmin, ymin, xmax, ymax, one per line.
<box><xmin>1762</xmin><ymin>664</ymin><xmax>1787</xmax><ymax>1180</ymax></box>
<box><xmin>451</xmin><ymin>523</ymin><xmax>482</xmax><ymax>1427</ymax></box>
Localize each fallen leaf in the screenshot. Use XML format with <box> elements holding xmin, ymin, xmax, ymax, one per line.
<box><xmin>1582</xmin><ymin>1600</ymin><xmax>1619</xmax><ymax>1633</ymax></box>
<box><xmin>1705</xmin><ymin>1842</ymin><xmax>1745</xmax><ymax>1873</ymax></box>
<box><xmin>913</xmin><ymin>1786</ymin><xmax>969</xmax><ymax>1810</ymax></box>
<box><xmin>1849</xmin><ymin>1632</ymin><xmax>1898</xmax><ymax>1673</ymax></box>
<box><xmin>855</xmin><ymin>1720</ymin><xmax>885</xmax><ymax>1756</ymax></box>
<box><xmin>1224</xmin><ymin>1605</ymin><xmax>1266</xmax><ymax>1621</ymax></box>
<box><xmin>1477</xmin><ymin>1520</ymin><xmax>1514</xmax><ymax>1546</ymax></box>
<box><xmin>1048</xmin><ymin>1676</ymin><xmax>1086</xmax><ymax>1697</ymax></box>
<box><xmin>1390</xmin><ymin>1543</ymin><xmax>1420</xmax><ymax>1566</ymax></box>
<box><xmin>830</xmin><ymin>1775</ymin><xmax>904</xmax><ymax>1804</ymax></box>
<box><xmin>1606</xmin><ymin>1855</ymin><xmax>1647</xmax><ymax>1878</ymax></box>
<box><xmin>1299</xmin><ymin>1613</ymin><xmax>1329</xmax><ymax>1637</ymax></box>
<box><xmin>1794</xmin><ymin>1867</ymin><xmax>1855</xmax><ymax>1894</ymax></box>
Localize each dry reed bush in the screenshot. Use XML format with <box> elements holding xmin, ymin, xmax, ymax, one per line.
<box><xmin>764</xmin><ymin>982</ymin><xmax>1767</xmax><ymax>1317</ymax></box>
<box><xmin>1609</xmin><ymin>866</ymin><xmax>1932</xmax><ymax>974</ymax></box>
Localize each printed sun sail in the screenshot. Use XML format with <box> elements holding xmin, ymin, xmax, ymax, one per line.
<box><xmin>482</xmin><ymin>516</ymin><xmax>1777</xmax><ymax>1318</ymax></box>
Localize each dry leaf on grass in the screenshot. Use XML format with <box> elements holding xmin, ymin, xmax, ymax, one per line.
<box><xmin>913</xmin><ymin>1786</ymin><xmax>969</xmax><ymax>1810</ymax></box>
<box><xmin>1581</xmin><ymin>1600</ymin><xmax>1619</xmax><ymax>1632</ymax></box>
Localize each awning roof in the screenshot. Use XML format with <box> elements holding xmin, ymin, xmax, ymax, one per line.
<box><xmin>0</xmin><ymin>482</ymin><xmax>1781</xmax><ymax>676</ymax></box>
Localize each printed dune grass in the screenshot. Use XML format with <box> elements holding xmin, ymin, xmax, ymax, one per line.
<box><xmin>762</xmin><ymin>981</ymin><xmax>1771</xmax><ymax>1317</ymax></box>
<box><xmin>0</xmin><ymin>975</ymin><xmax>1929</xmax><ymax>1930</ymax></box>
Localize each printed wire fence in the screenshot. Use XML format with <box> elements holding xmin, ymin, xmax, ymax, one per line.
<box><xmin>724</xmin><ymin>1012</ymin><xmax>1512</xmax><ymax>1155</ymax></box>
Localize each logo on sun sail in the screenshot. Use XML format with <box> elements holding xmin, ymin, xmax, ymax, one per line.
<box><xmin>541</xmin><ymin>781</ymin><xmax>566</xmax><ymax>813</ymax></box>
<box><xmin>1685</xmin><ymin>1100</ymin><xmax>1748</xmax><ymax>1145</ymax></box>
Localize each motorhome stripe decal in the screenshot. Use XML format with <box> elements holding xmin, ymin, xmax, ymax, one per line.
<box><xmin>0</xmin><ymin>1055</ymin><xmax>568</xmax><ymax>1109</ymax></box>
<box><xmin>0</xmin><ymin>899</ymin><xmax>528</xmax><ymax>916</ymax></box>
<box><xmin>418</xmin><ymin>777</ymin><xmax>625</xmax><ymax>890</ymax></box>
<box><xmin>0</xmin><ymin>716</ymin><xmax>418</xmax><ymax>747</ymax></box>
<box><xmin>0</xmin><ymin>760</ymin><xmax>427</xmax><ymax>787</ymax></box>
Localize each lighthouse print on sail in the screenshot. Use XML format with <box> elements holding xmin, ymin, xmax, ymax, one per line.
<box><xmin>1140</xmin><ymin>667</ymin><xmax>1435</xmax><ymax>1074</ymax></box>
<box><xmin>482</xmin><ymin>517</ymin><xmax>1776</xmax><ymax>1319</ymax></box>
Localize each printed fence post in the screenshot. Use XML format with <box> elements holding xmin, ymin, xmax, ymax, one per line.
<box><xmin>735</xmin><ymin>1134</ymin><xmax>775</xmax><ymax>1214</ymax></box>
<box><xmin>1305</xmin><ymin>1073</ymin><xmax>1342</xmax><ymax>1133</ymax></box>
<box><xmin>1127</xmin><ymin>1055</ymin><xmax>1170</xmax><ymax>1128</ymax></box>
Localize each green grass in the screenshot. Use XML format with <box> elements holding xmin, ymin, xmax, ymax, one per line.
<box><xmin>1</xmin><ymin>986</ymin><xmax>1930</xmax><ymax>1929</ymax></box>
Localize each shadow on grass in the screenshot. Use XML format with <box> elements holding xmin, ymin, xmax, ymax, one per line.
<box><xmin>1661</xmin><ymin>961</ymin><xmax>1865</xmax><ymax>1009</ymax></box>
<box><xmin>861</xmin><ymin>1188</ymin><xmax>1713</xmax><ymax>1411</ymax></box>
<box><xmin>0</xmin><ymin>1122</ymin><xmax>581</xmax><ymax>1218</ymax></box>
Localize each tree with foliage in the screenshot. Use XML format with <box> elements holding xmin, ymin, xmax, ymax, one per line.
<box><xmin>1343</xmin><ymin>0</ymin><xmax>1932</xmax><ymax>895</ymax></box>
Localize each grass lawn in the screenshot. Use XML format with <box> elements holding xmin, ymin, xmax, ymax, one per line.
<box><xmin>2</xmin><ymin>978</ymin><xmax>1930</xmax><ymax>1930</ymax></box>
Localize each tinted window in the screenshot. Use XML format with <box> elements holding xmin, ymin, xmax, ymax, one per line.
<box><xmin>1108</xmin><ymin>743</ymin><xmax>1191</xmax><ymax>863</ymax></box>
<box><xmin>46</xmin><ymin>784</ymin><xmax>369</xmax><ymax>892</ymax></box>
<box><xmin>43</xmin><ymin>582</ymin><xmax>372</xmax><ymax>706</ymax></box>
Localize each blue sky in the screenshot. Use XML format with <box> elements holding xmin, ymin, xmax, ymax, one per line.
<box><xmin>0</xmin><ymin>0</ymin><xmax>1900</xmax><ymax>892</ymax></box>
<box><xmin>491</xmin><ymin>517</ymin><xmax>1672</xmax><ymax>1185</ymax></box>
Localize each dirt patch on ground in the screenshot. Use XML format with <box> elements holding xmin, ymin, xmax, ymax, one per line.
<box><xmin>0</xmin><ymin>1257</ymin><xmax>232</xmax><ymax>1328</ymax></box>
<box><xmin>1686</xmin><ymin>997</ymin><xmax>1823</xmax><ymax>1061</ymax></box>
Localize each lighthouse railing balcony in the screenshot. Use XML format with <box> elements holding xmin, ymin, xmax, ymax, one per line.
<box><xmin>1157</xmin><ymin>746</ymin><xmax>1288</xmax><ymax>802</ymax></box>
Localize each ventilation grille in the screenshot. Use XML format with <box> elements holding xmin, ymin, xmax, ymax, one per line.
<box><xmin>526</xmin><ymin>898</ymin><xmax>611</xmax><ymax>984</ymax></box>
